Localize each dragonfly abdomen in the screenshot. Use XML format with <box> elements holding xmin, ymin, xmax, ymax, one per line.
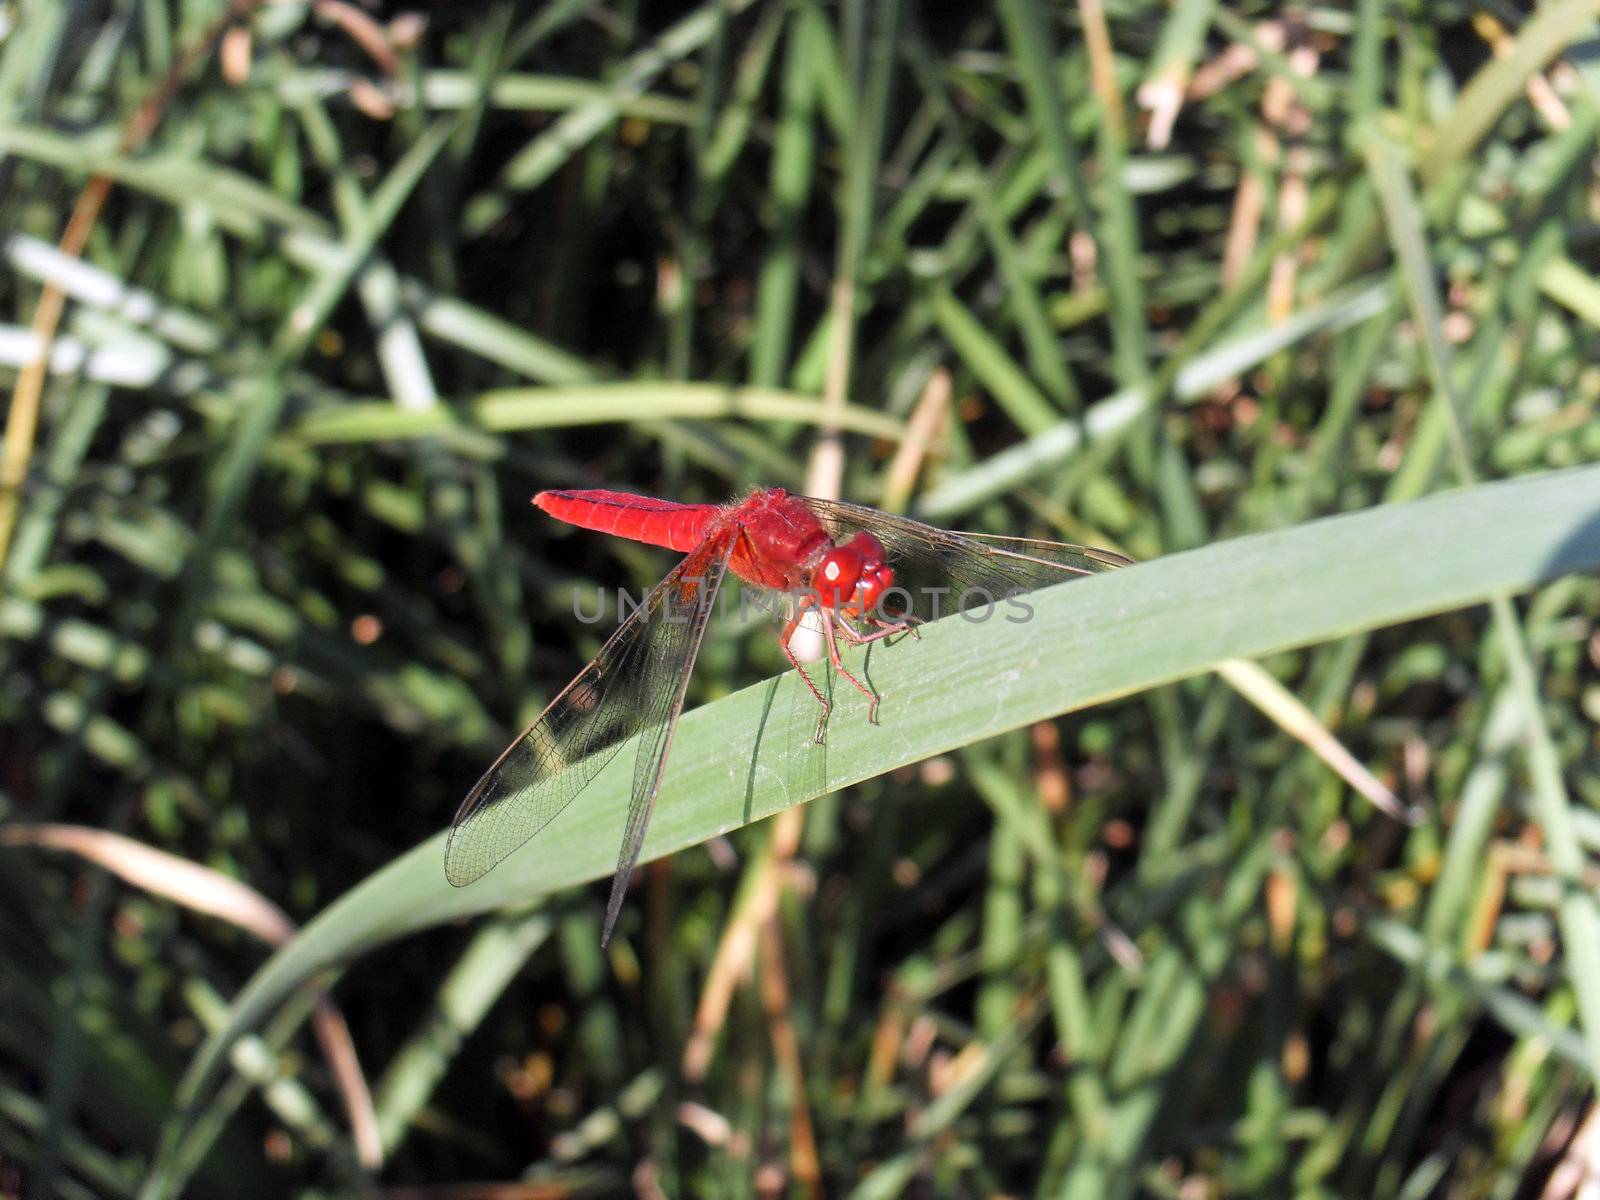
<box><xmin>535</xmin><ymin>490</ymin><xmax>720</xmax><ymax>553</ymax></box>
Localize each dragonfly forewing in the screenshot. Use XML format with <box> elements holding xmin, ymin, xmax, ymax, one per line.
<box><xmin>444</xmin><ymin>531</ymin><xmax>735</xmax><ymax>894</ymax></box>
<box><xmin>602</xmin><ymin>534</ymin><xmax>735</xmax><ymax>943</ymax></box>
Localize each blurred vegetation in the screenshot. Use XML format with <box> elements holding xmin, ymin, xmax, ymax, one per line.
<box><xmin>2</xmin><ymin>1</ymin><xmax>1599</xmax><ymax>1197</ymax></box>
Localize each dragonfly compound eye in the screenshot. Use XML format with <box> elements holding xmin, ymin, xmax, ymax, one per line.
<box><xmin>816</xmin><ymin>532</ymin><xmax>893</xmax><ymax>616</ymax></box>
<box><xmin>812</xmin><ymin>546</ymin><xmax>863</xmax><ymax>608</ymax></box>
<box><xmin>849</xmin><ymin>534</ymin><xmax>894</xmax><ymax>616</ymax></box>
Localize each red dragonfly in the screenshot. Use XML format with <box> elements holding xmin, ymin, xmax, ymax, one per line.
<box><xmin>446</xmin><ymin>488</ymin><xmax>1129</xmax><ymax>943</ymax></box>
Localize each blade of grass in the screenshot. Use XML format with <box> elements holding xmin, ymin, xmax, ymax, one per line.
<box><xmin>286</xmin><ymin>383</ymin><xmax>909</xmax><ymax>444</ymax></box>
<box><xmin>1537</xmin><ymin>255</ymin><xmax>1600</xmax><ymax>329</ymax></box>
<box><xmin>5</xmin><ymin>234</ymin><xmax>221</xmax><ymax>354</ymax></box>
<box><xmin>1076</xmin><ymin>0</ymin><xmax>1153</xmax><ymax>391</ymax></box>
<box><xmin>749</xmin><ymin>6</ymin><xmax>813</xmax><ymax>389</ymax></box>
<box><xmin>1420</xmin><ymin>0</ymin><xmax>1600</xmax><ymax>183</ymax></box>
<box><xmin>1212</xmin><ymin>658</ymin><xmax>1415</xmax><ymax>823</ymax></box>
<box><xmin>398</xmin><ymin>281</ymin><xmax>601</xmax><ymax>384</ymax></box>
<box><xmin>275</xmin><ymin>68</ymin><xmax>697</xmax><ymax>123</ymax></box>
<box><xmin>927</xmin><ymin>287</ymin><xmax>1061</xmax><ymax>436</ymax></box>
<box><xmin>700</xmin><ymin>2</ymin><xmax>786</xmax><ymax>186</ymax></box>
<box><xmin>1137</xmin><ymin>0</ymin><xmax>1216</xmax><ymax>149</ymax></box>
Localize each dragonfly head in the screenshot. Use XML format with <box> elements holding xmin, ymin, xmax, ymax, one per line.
<box><xmin>811</xmin><ymin>532</ymin><xmax>893</xmax><ymax>616</ymax></box>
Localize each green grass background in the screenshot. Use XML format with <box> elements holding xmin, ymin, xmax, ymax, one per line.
<box><xmin>2</xmin><ymin>2</ymin><xmax>1599</xmax><ymax>1197</ymax></box>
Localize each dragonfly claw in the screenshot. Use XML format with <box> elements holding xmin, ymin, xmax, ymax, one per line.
<box><xmin>807</xmin><ymin>693</ymin><xmax>831</xmax><ymax>745</ymax></box>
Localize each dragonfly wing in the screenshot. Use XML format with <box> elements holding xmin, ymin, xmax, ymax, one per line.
<box><xmin>445</xmin><ymin>530</ymin><xmax>735</xmax><ymax>899</ymax></box>
<box><xmin>602</xmin><ymin>532</ymin><xmax>735</xmax><ymax>944</ymax></box>
<box><xmin>937</xmin><ymin>529</ymin><xmax>1133</xmax><ymax>574</ymax></box>
<box><xmin>796</xmin><ymin>497</ymin><xmax>1129</xmax><ymax>621</ymax></box>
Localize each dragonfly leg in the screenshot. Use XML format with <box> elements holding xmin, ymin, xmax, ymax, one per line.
<box><xmin>836</xmin><ymin>614</ymin><xmax>918</xmax><ymax>646</ymax></box>
<box><xmin>780</xmin><ymin>610</ymin><xmax>831</xmax><ymax>744</ymax></box>
<box><xmin>881</xmin><ymin>615</ymin><xmax>922</xmax><ymax>642</ymax></box>
<box><xmin>819</xmin><ymin>608</ymin><xmax>881</xmax><ymax>723</ymax></box>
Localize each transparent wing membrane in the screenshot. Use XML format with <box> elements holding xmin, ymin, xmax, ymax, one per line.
<box><xmin>445</xmin><ymin>531</ymin><xmax>736</xmax><ymax>944</ymax></box>
<box><xmin>603</xmin><ymin>538</ymin><xmax>732</xmax><ymax>942</ymax></box>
